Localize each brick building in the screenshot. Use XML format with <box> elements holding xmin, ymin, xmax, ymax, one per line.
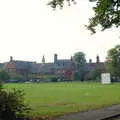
<box><xmin>3</xmin><ymin>54</ymin><xmax>106</xmax><ymax>81</ymax></box>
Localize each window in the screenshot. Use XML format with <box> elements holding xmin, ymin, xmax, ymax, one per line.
<box><xmin>57</xmin><ymin>62</ymin><xmax>60</xmax><ymax>66</ymax></box>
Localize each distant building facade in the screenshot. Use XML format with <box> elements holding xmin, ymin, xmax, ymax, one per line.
<box><xmin>2</xmin><ymin>54</ymin><xmax>106</xmax><ymax>81</ymax></box>
<box><xmin>4</xmin><ymin>57</ymin><xmax>35</xmax><ymax>81</ymax></box>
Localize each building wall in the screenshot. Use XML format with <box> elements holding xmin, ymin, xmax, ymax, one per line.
<box><xmin>3</xmin><ymin>56</ymin><xmax>107</xmax><ymax>81</ymax></box>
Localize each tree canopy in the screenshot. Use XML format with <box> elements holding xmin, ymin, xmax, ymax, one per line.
<box><xmin>73</xmin><ymin>52</ymin><xmax>86</xmax><ymax>81</ymax></box>
<box><xmin>88</xmin><ymin>0</ymin><xmax>120</xmax><ymax>33</ymax></box>
<box><xmin>106</xmin><ymin>45</ymin><xmax>120</xmax><ymax>76</ymax></box>
<box><xmin>48</xmin><ymin>0</ymin><xmax>76</xmax><ymax>9</ymax></box>
<box><xmin>73</xmin><ymin>52</ymin><xmax>86</xmax><ymax>66</ymax></box>
<box><xmin>48</xmin><ymin>0</ymin><xmax>120</xmax><ymax>33</ymax></box>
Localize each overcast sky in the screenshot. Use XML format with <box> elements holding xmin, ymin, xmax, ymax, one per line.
<box><xmin>0</xmin><ymin>0</ymin><xmax>120</xmax><ymax>63</ymax></box>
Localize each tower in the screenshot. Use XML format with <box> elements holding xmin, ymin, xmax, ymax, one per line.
<box><xmin>54</xmin><ymin>54</ymin><xmax>57</xmax><ymax>63</ymax></box>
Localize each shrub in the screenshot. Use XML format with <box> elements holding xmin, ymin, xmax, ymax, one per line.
<box><xmin>0</xmin><ymin>83</ymin><xmax>30</xmax><ymax>120</ymax></box>
<box><xmin>90</xmin><ymin>70</ymin><xmax>101</xmax><ymax>82</ymax></box>
<box><xmin>0</xmin><ymin>70</ymin><xmax>10</xmax><ymax>82</ymax></box>
<box><xmin>72</xmin><ymin>71</ymin><xmax>80</xmax><ymax>81</ymax></box>
<box><xmin>51</xmin><ymin>77</ymin><xmax>58</xmax><ymax>82</ymax></box>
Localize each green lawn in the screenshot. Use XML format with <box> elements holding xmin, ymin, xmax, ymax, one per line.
<box><xmin>5</xmin><ymin>82</ymin><xmax>120</xmax><ymax>117</ymax></box>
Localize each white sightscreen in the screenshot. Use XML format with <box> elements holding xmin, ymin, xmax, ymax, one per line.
<box><xmin>101</xmin><ymin>73</ymin><xmax>111</xmax><ymax>84</ymax></box>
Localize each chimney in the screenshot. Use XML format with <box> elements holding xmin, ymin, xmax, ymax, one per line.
<box><xmin>54</xmin><ymin>54</ymin><xmax>57</xmax><ymax>63</ymax></box>
<box><xmin>42</xmin><ymin>55</ymin><xmax>45</xmax><ymax>63</ymax></box>
<box><xmin>96</xmin><ymin>55</ymin><xmax>100</xmax><ymax>63</ymax></box>
<box><xmin>89</xmin><ymin>59</ymin><xmax>92</xmax><ymax>63</ymax></box>
<box><xmin>10</xmin><ymin>56</ymin><xmax>13</xmax><ymax>62</ymax></box>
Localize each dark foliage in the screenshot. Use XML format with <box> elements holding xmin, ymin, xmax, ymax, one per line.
<box><xmin>87</xmin><ymin>0</ymin><xmax>120</xmax><ymax>33</ymax></box>
<box><xmin>0</xmin><ymin>83</ymin><xmax>30</xmax><ymax>120</ymax></box>
<box><xmin>51</xmin><ymin>77</ymin><xmax>58</xmax><ymax>82</ymax></box>
<box><xmin>48</xmin><ymin>0</ymin><xmax>76</xmax><ymax>9</ymax></box>
<box><xmin>72</xmin><ymin>71</ymin><xmax>80</xmax><ymax>81</ymax></box>
<box><xmin>106</xmin><ymin>45</ymin><xmax>120</xmax><ymax>76</ymax></box>
<box><xmin>0</xmin><ymin>70</ymin><xmax>10</xmax><ymax>82</ymax></box>
<box><xmin>48</xmin><ymin>0</ymin><xmax>120</xmax><ymax>33</ymax></box>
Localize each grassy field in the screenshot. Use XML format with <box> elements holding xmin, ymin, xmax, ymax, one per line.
<box><xmin>5</xmin><ymin>82</ymin><xmax>120</xmax><ymax>117</ymax></box>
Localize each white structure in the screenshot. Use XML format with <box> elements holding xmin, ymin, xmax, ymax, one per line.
<box><xmin>101</xmin><ymin>73</ymin><xmax>111</xmax><ymax>84</ymax></box>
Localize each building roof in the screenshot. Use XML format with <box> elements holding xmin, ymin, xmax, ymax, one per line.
<box><xmin>85</xmin><ymin>62</ymin><xmax>106</xmax><ymax>72</ymax></box>
<box><xmin>29</xmin><ymin>63</ymin><xmax>54</xmax><ymax>74</ymax></box>
<box><xmin>4</xmin><ymin>60</ymin><xmax>35</xmax><ymax>70</ymax></box>
<box><xmin>55</xmin><ymin>59</ymin><xmax>75</xmax><ymax>70</ymax></box>
<box><xmin>3</xmin><ymin>57</ymin><xmax>106</xmax><ymax>74</ymax></box>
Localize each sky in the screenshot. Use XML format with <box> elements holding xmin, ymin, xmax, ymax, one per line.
<box><xmin>0</xmin><ymin>0</ymin><xmax>120</xmax><ymax>63</ymax></box>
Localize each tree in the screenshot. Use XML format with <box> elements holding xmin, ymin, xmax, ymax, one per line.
<box><xmin>73</xmin><ymin>52</ymin><xmax>86</xmax><ymax>81</ymax></box>
<box><xmin>0</xmin><ymin>70</ymin><xmax>10</xmax><ymax>82</ymax></box>
<box><xmin>106</xmin><ymin>45</ymin><xmax>120</xmax><ymax>76</ymax></box>
<box><xmin>73</xmin><ymin>52</ymin><xmax>86</xmax><ymax>67</ymax></box>
<box><xmin>48</xmin><ymin>0</ymin><xmax>120</xmax><ymax>33</ymax></box>
<box><xmin>48</xmin><ymin>0</ymin><xmax>76</xmax><ymax>9</ymax></box>
<box><xmin>87</xmin><ymin>0</ymin><xmax>120</xmax><ymax>34</ymax></box>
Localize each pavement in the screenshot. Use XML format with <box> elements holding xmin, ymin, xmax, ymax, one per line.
<box><xmin>54</xmin><ymin>104</ymin><xmax>120</xmax><ymax>120</ymax></box>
